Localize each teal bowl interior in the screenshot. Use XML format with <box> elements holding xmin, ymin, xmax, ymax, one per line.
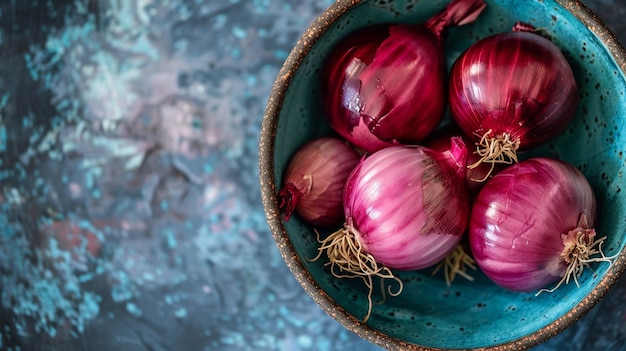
<box><xmin>260</xmin><ymin>0</ymin><xmax>626</xmax><ymax>349</ymax></box>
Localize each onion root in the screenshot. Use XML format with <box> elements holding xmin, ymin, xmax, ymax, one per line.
<box><xmin>432</xmin><ymin>244</ymin><xmax>477</xmax><ymax>286</ymax></box>
<box><xmin>310</xmin><ymin>226</ymin><xmax>403</xmax><ymax>322</ymax></box>
<box><xmin>468</xmin><ymin>129</ymin><xmax>520</xmax><ymax>181</ymax></box>
<box><xmin>536</xmin><ymin>213</ymin><xmax>618</xmax><ymax>295</ymax></box>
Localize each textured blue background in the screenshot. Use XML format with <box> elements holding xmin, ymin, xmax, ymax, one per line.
<box><xmin>0</xmin><ymin>1</ymin><xmax>624</xmax><ymax>350</ymax></box>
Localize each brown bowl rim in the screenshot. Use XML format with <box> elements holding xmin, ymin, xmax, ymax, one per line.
<box><xmin>258</xmin><ymin>0</ymin><xmax>626</xmax><ymax>350</ymax></box>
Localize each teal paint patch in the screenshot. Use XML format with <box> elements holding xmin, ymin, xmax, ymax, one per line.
<box><xmin>232</xmin><ymin>25</ymin><xmax>247</xmax><ymax>39</ymax></box>
<box><xmin>0</xmin><ymin>126</ymin><xmax>6</xmax><ymax>153</ymax></box>
<box><xmin>125</xmin><ymin>302</ymin><xmax>142</xmax><ymax>318</ymax></box>
<box><xmin>174</xmin><ymin>307</ymin><xmax>187</xmax><ymax>318</ymax></box>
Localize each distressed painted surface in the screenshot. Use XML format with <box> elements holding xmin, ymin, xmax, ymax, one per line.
<box><xmin>0</xmin><ymin>0</ymin><xmax>624</xmax><ymax>350</ymax></box>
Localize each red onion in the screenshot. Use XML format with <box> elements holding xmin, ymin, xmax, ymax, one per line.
<box><xmin>313</xmin><ymin>138</ymin><xmax>470</xmax><ymax>321</ymax></box>
<box><xmin>449</xmin><ymin>23</ymin><xmax>578</xmax><ymax>174</ymax></box>
<box><xmin>321</xmin><ymin>0</ymin><xmax>486</xmax><ymax>153</ymax></box>
<box><xmin>278</xmin><ymin>137</ymin><xmax>360</xmax><ymax>228</ymax></box>
<box><xmin>469</xmin><ymin>157</ymin><xmax>615</xmax><ymax>293</ymax></box>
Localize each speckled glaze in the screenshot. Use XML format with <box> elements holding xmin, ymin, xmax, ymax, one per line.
<box><xmin>259</xmin><ymin>0</ymin><xmax>626</xmax><ymax>350</ymax></box>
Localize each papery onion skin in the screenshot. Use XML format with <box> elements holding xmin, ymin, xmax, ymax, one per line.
<box><xmin>278</xmin><ymin>137</ymin><xmax>360</xmax><ymax>228</ymax></box>
<box><xmin>449</xmin><ymin>28</ymin><xmax>578</xmax><ymax>152</ymax></box>
<box><xmin>321</xmin><ymin>0</ymin><xmax>486</xmax><ymax>153</ymax></box>
<box><xmin>426</xmin><ymin>124</ymin><xmax>505</xmax><ymax>195</ymax></box>
<box><xmin>344</xmin><ymin>139</ymin><xmax>470</xmax><ymax>270</ymax></box>
<box><xmin>469</xmin><ymin>158</ymin><xmax>597</xmax><ymax>292</ymax></box>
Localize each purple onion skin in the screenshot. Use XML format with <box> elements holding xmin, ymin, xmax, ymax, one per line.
<box><xmin>321</xmin><ymin>0</ymin><xmax>486</xmax><ymax>153</ymax></box>
<box><xmin>449</xmin><ymin>30</ymin><xmax>578</xmax><ymax>150</ymax></box>
<box><xmin>278</xmin><ymin>137</ymin><xmax>361</xmax><ymax>228</ymax></box>
<box><xmin>469</xmin><ymin>158</ymin><xmax>597</xmax><ymax>292</ymax></box>
<box><xmin>426</xmin><ymin>125</ymin><xmax>506</xmax><ymax>196</ymax></box>
<box><xmin>344</xmin><ymin>139</ymin><xmax>470</xmax><ymax>270</ymax></box>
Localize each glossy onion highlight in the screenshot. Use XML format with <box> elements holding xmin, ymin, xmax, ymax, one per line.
<box><xmin>321</xmin><ymin>0</ymin><xmax>486</xmax><ymax>153</ymax></box>
<box><xmin>343</xmin><ymin>141</ymin><xmax>470</xmax><ymax>270</ymax></box>
<box><xmin>312</xmin><ymin>139</ymin><xmax>471</xmax><ymax>321</ymax></box>
<box><xmin>469</xmin><ymin>158</ymin><xmax>615</xmax><ymax>293</ymax></box>
<box><xmin>449</xmin><ymin>24</ymin><xmax>578</xmax><ymax>174</ymax></box>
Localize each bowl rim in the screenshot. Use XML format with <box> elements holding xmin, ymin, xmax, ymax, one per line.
<box><xmin>258</xmin><ymin>0</ymin><xmax>626</xmax><ymax>350</ymax></box>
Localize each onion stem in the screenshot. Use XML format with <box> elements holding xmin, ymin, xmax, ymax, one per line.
<box><xmin>468</xmin><ymin>129</ymin><xmax>520</xmax><ymax>182</ymax></box>
<box><xmin>310</xmin><ymin>226</ymin><xmax>403</xmax><ymax>322</ymax></box>
<box><xmin>536</xmin><ymin>214</ymin><xmax>619</xmax><ymax>296</ymax></box>
<box><xmin>432</xmin><ymin>244</ymin><xmax>477</xmax><ymax>286</ymax></box>
<box><xmin>277</xmin><ymin>183</ymin><xmax>302</xmax><ymax>222</ymax></box>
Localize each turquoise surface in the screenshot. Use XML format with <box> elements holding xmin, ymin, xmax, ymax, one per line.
<box><xmin>272</xmin><ymin>0</ymin><xmax>626</xmax><ymax>348</ymax></box>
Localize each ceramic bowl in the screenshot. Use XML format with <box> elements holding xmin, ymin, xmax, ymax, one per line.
<box><xmin>259</xmin><ymin>0</ymin><xmax>626</xmax><ymax>349</ymax></box>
